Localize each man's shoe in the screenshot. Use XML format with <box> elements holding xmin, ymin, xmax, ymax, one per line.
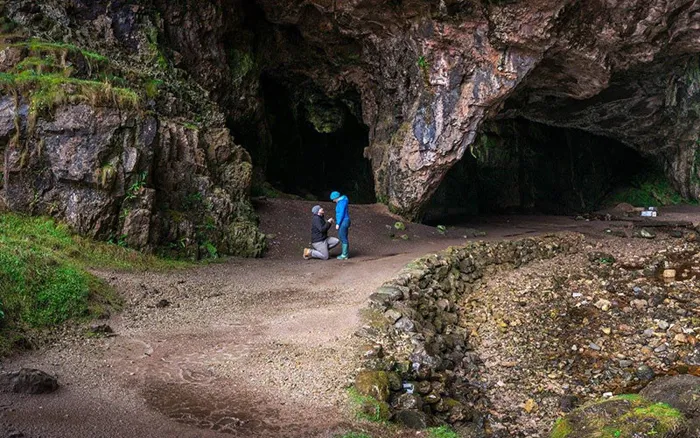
<box><xmin>303</xmin><ymin>248</ymin><xmax>312</xmax><ymax>259</ymax></box>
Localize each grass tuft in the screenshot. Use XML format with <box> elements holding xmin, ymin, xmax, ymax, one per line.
<box><xmin>0</xmin><ymin>213</ymin><xmax>184</xmax><ymax>356</ymax></box>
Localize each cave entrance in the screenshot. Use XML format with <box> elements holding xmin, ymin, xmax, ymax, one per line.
<box><xmin>251</xmin><ymin>75</ymin><xmax>375</xmax><ymax>204</ymax></box>
<box><xmin>424</xmin><ymin>118</ymin><xmax>667</xmax><ymax>224</ymax></box>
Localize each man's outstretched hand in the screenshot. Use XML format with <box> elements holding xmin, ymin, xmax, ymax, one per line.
<box><xmin>335</xmin><ymin>224</ymin><xmax>340</xmax><ymax>230</ymax></box>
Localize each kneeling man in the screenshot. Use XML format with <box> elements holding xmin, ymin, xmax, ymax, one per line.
<box><xmin>303</xmin><ymin>205</ymin><xmax>338</xmax><ymax>260</ymax></box>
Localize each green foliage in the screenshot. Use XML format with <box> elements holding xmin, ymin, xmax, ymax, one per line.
<box><xmin>551</xmin><ymin>418</ymin><xmax>573</xmax><ymax>438</ymax></box>
<box><xmin>203</xmin><ymin>241</ymin><xmax>218</xmax><ymax>259</ymax></box>
<box><xmin>0</xmin><ymin>70</ymin><xmax>139</xmax><ymax>118</ymax></box>
<box><xmin>335</xmin><ymin>433</ymin><xmax>372</xmax><ymax>438</ymax></box>
<box><xmin>394</xmin><ymin>221</ymin><xmax>406</xmax><ymax>231</ymax></box>
<box><xmin>551</xmin><ymin>395</ymin><xmax>685</xmax><ymax>438</ymax></box>
<box><xmin>606</xmin><ymin>171</ymin><xmax>686</xmax><ymax>207</ymax></box>
<box><xmin>436</xmin><ymin>224</ymin><xmax>447</xmax><ymax>235</ymax></box>
<box><xmin>427</xmin><ymin>425</ymin><xmax>460</xmax><ymax>438</ymax></box>
<box><xmin>0</xmin><ymin>213</ymin><xmax>184</xmax><ymax>356</ymax></box>
<box><xmin>417</xmin><ymin>56</ymin><xmax>429</xmax><ymax>70</ymax></box>
<box><xmin>125</xmin><ymin>172</ymin><xmax>148</xmax><ymax>201</ymax></box>
<box><xmin>347</xmin><ymin>388</ymin><xmax>390</xmax><ymax>423</ymax></box>
<box><xmin>144</xmin><ymin>79</ymin><xmax>163</xmax><ymax>99</ymax></box>
<box><xmin>229</xmin><ymin>49</ymin><xmax>255</xmax><ymax>83</ymax></box>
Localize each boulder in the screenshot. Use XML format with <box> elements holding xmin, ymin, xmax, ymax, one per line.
<box><xmin>0</xmin><ymin>369</ymin><xmax>59</xmax><ymax>394</ymax></box>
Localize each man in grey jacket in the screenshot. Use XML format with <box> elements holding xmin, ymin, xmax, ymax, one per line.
<box><xmin>303</xmin><ymin>205</ymin><xmax>339</xmax><ymax>260</ymax></box>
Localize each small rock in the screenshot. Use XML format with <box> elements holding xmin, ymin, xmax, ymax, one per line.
<box><xmin>384</xmin><ymin>309</ymin><xmax>402</xmax><ymax>324</ymax></box>
<box><xmin>589</xmin><ymin>343</ymin><xmax>601</xmax><ymax>351</ymax></box>
<box><xmin>654</xmin><ymin>344</ymin><xmax>668</xmax><ymax>353</ymax></box>
<box><xmin>644</xmin><ymin>328</ymin><xmax>655</xmax><ymax>338</ymax></box>
<box><xmin>0</xmin><ymin>369</ymin><xmax>59</xmax><ymax>394</ymax></box>
<box><xmin>657</xmin><ymin>320</ymin><xmax>670</xmax><ymax>330</ymax></box>
<box><xmin>631</xmin><ymin>299</ymin><xmax>648</xmax><ymax>309</ymax></box>
<box><xmin>636</xmin><ymin>364</ymin><xmax>655</xmax><ymax>381</ymax></box>
<box><xmin>394</xmin><ymin>410</ymin><xmax>431</xmax><ymax>429</ymax></box>
<box><xmin>89</xmin><ymin>323</ymin><xmax>114</xmax><ymax>336</ymax></box>
<box><xmin>523</xmin><ymin>398</ymin><xmax>538</xmax><ymax>413</ymax></box>
<box><xmin>156</xmin><ymin>299</ymin><xmax>171</xmax><ymax>308</ymax></box>
<box><xmin>595</xmin><ymin>299</ymin><xmax>612</xmax><ymax>311</ymax></box>
<box><xmin>559</xmin><ymin>395</ymin><xmax>579</xmax><ymax>412</ymax></box>
<box><xmin>619</xmin><ymin>360</ymin><xmax>633</xmax><ymax>368</ymax></box>
<box><xmin>663</xmin><ymin>269</ymin><xmax>677</xmax><ymax>279</ymax></box>
<box><xmin>602</xmin><ymin>327</ymin><xmax>612</xmax><ymax>335</ymax></box>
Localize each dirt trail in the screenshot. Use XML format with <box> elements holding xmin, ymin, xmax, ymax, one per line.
<box><xmin>1</xmin><ymin>200</ymin><xmax>697</xmax><ymax>438</ymax></box>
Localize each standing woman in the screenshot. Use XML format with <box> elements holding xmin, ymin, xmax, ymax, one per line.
<box><xmin>330</xmin><ymin>191</ymin><xmax>351</xmax><ymax>260</ymax></box>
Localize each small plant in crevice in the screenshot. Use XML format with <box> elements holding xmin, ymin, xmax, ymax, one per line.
<box><xmin>125</xmin><ymin>171</ymin><xmax>148</xmax><ymax>201</ymax></box>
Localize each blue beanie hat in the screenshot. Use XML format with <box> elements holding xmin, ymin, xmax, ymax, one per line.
<box><xmin>311</xmin><ymin>205</ymin><xmax>322</xmax><ymax>215</ymax></box>
<box><xmin>330</xmin><ymin>191</ymin><xmax>341</xmax><ymax>201</ymax></box>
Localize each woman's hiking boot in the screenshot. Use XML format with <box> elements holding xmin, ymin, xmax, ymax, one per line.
<box><xmin>303</xmin><ymin>248</ymin><xmax>312</xmax><ymax>260</ymax></box>
<box><xmin>337</xmin><ymin>244</ymin><xmax>349</xmax><ymax>260</ymax></box>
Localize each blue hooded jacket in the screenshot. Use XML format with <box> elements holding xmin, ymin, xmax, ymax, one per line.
<box><xmin>335</xmin><ymin>195</ymin><xmax>350</xmax><ymax>227</ymax></box>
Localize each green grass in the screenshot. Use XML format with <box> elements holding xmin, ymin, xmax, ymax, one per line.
<box><xmin>335</xmin><ymin>433</ymin><xmax>372</xmax><ymax>438</ymax></box>
<box><xmin>9</xmin><ymin>40</ymin><xmax>109</xmax><ymax>64</ymax></box>
<box><xmin>551</xmin><ymin>418</ymin><xmax>573</xmax><ymax>438</ymax></box>
<box><xmin>0</xmin><ymin>70</ymin><xmax>139</xmax><ymax>116</ymax></box>
<box><xmin>0</xmin><ymin>213</ymin><xmax>184</xmax><ymax>356</ymax></box>
<box><xmin>347</xmin><ymin>388</ymin><xmax>390</xmax><ymax>423</ymax></box>
<box><xmin>427</xmin><ymin>425</ymin><xmax>460</xmax><ymax>438</ymax></box>
<box><xmin>607</xmin><ymin>171</ymin><xmax>687</xmax><ymax>207</ymax></box>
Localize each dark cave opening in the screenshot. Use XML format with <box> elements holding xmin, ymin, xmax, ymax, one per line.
<box><xmin>249</xmin><ymin>75</ymin><xmax>376</xmax><ymax>204</ymax></box>
<box><xmin>424</xmin><ymin>118</ymin><xmax>665</xmax><ymax>224</ymax></box>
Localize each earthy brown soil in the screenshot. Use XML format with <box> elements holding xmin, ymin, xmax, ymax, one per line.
<box><xmin>1</xmin><ymin>200</ymin><xmax>699</xmax><ymax>438</ymax></box>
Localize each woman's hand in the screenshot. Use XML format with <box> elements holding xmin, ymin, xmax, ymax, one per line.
<box><xmin>336</xmin><ymin>224</ymin><xmax>340</xmax><ymax>230</ymax></box>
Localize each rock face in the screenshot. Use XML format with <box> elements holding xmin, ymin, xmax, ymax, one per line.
<box><xmin>2</xmin><ymin>0</ymin><xmax>699</xmax><ymax>234</ymax></box>
<box><xmin>0</xmin><ymin>368</ymin><xmax>58</xmax><ymax>394</ymax></box>
<box><xmin>0</xmin><ymin>1</ymin><xmax>266</xmax><ymax>257</ymax></box>
<box><xmin>147</xmin><ymin>0</ymin><xmax>700</xmax><ymax>218</ymax></box>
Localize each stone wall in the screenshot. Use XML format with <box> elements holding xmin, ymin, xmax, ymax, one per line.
<box><xmin>355</xmin><ymin>233</ymin><xmax>584</xmax><ymax>429</ymax></box>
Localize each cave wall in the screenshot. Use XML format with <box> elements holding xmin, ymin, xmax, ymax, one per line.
<box><xmin>0</xmin><ymin>0</ymin><xmax>266</xmax><ymax>257</ymax></box>
<box><xmin>1</xmin><ymin>0</ymin><xmax>699</xmax><ymax>243</ymax></box>
<box><xmin>149</xmin><ymin>0</ymin><xmax>700</xmax><ymax>219</ymax></box>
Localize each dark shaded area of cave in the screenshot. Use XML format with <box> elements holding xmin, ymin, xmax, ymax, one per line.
<box><xmin>424</xmin><ymin>119</ymin><xmax>655</xmax><ymax>223</ymax></box>
<box><xmin>248</xmin><ymin>75</ymin><xmax>376</xmax><ymax>203</ymax></box>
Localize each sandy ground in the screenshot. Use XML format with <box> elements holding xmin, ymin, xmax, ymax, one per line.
<box><xmin>1</xmin><ymin>200</ymin><xmax>699</xmax><ymax>438</ymax></box>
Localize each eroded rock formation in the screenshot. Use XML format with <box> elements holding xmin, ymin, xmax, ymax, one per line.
<box><xmin>1</xmin><ymin>0</ymin><xmax>699</xmax><ymax>242</ymax></box>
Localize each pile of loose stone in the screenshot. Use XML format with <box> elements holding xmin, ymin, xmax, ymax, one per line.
<box><xmin>355</xmin><ymin>229</ymin><xmax>700</xmax><ymax>436</ymax></box>
<box><xmin>355</xmin><ymin>233</ymin><xmax>583</xmax><ymax>431</ymax></box>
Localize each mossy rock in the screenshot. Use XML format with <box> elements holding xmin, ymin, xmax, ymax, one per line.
<box><xmin>551</xmin><ymin>394</ymin><xmax>687</xmax><ymax>438</ymax></box>
<box><xmin>355</xmin><ymin>370</ymin><xmax>391</xmax><ymax>402</ymax></box>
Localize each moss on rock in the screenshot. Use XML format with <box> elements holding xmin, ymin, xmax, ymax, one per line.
<box><xmin>550</xmin><ymin>394</ymin><xmax>686</xmax><ymax>438</ymax></box>
<box><xmin>355</xmin><ymin>370</ymin><xmax>391</xmax><ymax>402</ymax></box>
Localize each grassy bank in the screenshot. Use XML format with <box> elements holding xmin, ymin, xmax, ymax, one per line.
<box><xmin>0</xmin><ymin>213</ymin><xmax>183</xmax><ymax>356</ymax></box>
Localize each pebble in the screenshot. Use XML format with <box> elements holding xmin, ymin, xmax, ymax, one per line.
<box><xmin>636</xmin><ymin>364</ymin><xmax>655</xmax><ymax>381</ymax></box>
<box><xmin>654</xmin><ymin>344</ymin><xmax>667</xmax><ymax>353</ymax></box>
<box><xmin>589</xmin><ymin>343</ymin><xmax>601</xmax><ymax>351</ymax></box>
<box><xmin>657</xmin><ymin>320</ymin><xmax>670</xmax><ymax>330</ymax></box>
<box><xmin>643</xmin><ymin>329</ymin><xmax>655</xmax><ymax>338</ymax></box>
<box><xmin>619</xmin><ymin>360</ymin><xmax>633</xmax><ymax>368</ymax></box>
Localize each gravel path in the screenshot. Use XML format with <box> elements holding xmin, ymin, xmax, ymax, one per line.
<box><xmin>2</xmin><ymin>200</ymin><xmax>699</xmax><ymax>438</ymax></box>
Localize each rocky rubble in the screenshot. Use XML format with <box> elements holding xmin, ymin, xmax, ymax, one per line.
<box><xmin>356</xmin><ymin>233</ymin><xmax>583</xmax><ymax>431</ymax></box>
<box><xmin>357</xmin><ymin>229</ymin><xmax>700</xmax><ymax>436</ymax></box>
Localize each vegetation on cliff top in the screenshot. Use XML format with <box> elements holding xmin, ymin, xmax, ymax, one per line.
<box><xmin>0</xmin><ymin>213</ymin><xmax>183</xmax><ymax>356</ymax></box>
